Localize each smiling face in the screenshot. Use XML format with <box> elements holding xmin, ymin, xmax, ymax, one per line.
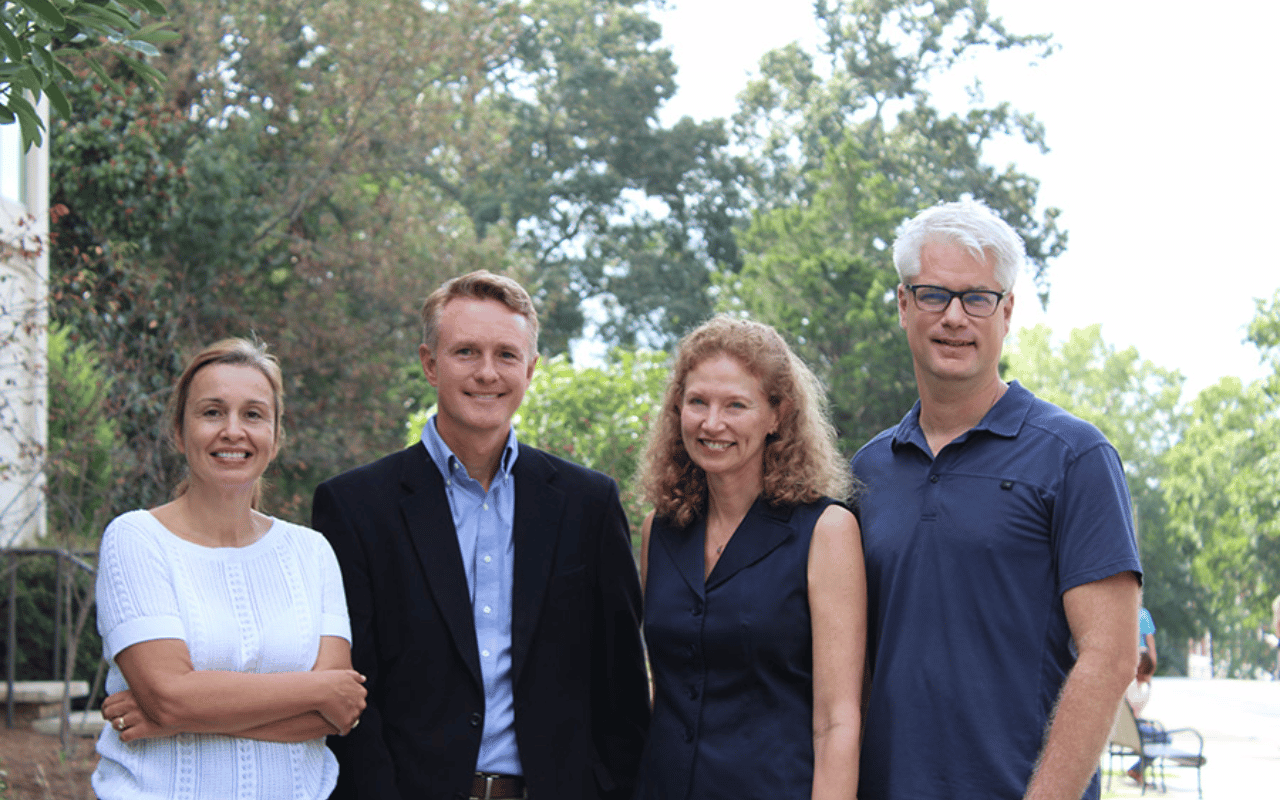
<box><xmin>175</xmin><ymin>363</ymin><xmax>279</xmax><ymax>493</ymax></box>
<box><xmin>420</xmin><ymin>296</ymin><xmax>537</xmax><ymax>450</ymax></box>
<box><xmin>679</xmin><ymin>354</ymin><xmax>779</xmax><ymax>489</ymax></box>
<box><xmin>898</xmin><ymin>239</ymin><xmax>1014</xmax><ymax>394</ymax></box>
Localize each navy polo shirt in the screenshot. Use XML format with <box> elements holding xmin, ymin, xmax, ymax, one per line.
<box><xmin>853</xmin><ymin>381</ymin><xmax>1141</xmax><ymax>800</ymax></box>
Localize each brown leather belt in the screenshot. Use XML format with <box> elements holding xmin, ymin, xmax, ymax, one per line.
<box><xmin>469</xmin><ymin>772</ymin><xmax>526</xmax><ymax>800</ymax></box>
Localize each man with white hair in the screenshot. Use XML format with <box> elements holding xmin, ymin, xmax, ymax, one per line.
<box><xmin>852</xmin><ymin>199</ymin><xmax>1142</xmax><ymax>800</ymax></box>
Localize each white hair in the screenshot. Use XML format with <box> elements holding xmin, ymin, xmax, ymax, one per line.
<box><xmin>892</xmin><ymin>198</ymin><xmax>1026</xmax><ymax>291</ymax></box>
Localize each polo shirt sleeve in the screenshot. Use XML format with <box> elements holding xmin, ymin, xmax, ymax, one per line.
<box><xmin>1051</xmin><ymin>441</ymin><xmax>1142</xmax><ymax>595</ymax></box>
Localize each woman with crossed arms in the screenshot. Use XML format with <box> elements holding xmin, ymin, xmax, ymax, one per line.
<box><xmin>93</xmin><ymin>338</ymin><xmax>365</xmax><ymax>800</ymax></box>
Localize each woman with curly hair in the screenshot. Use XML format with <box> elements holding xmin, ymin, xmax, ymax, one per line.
<box><xmin>632</xmin><ymin>315</ymin><xmax>866</xmax><ymax>800</ymax></box>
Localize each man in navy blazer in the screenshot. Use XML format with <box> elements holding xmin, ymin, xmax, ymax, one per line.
<box><xmin>312</xmin><ymin>270</ymin><xmax>649</xmax><ymax>800</ymax></box>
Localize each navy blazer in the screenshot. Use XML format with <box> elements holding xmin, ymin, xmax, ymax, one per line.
<box><xmin>312</xmin><ymin>442</ymin><xmax>649</xmax><ymax>800</ymax></box>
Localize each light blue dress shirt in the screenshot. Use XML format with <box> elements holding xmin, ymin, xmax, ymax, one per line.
<box><xmin>422</xmin><ymin>416</ymin><xmax>523</xmax><ymax>776</ymax></box>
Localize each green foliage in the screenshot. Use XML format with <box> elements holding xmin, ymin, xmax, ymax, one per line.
<box><xmin>733</xmin><ymin>0</ymin><xmax>1064</xmax><ymax>273</ymax></box>
<box><xmin>515</xmin><ymin>350</ymin><xmax>669</xmax><ymax>536</ymax></box>
<box><xmin>405</xmin><ymin>350</ymin><xmax>670</xmax><ymax>543</ymax></box>
<box><xmin>725</xmin><ymin>0</ymin><xmax>1065</xmax><ymax>451</ymax></box>
<box><xmin>1155</xmin><ymin>293</ymin><xmax>1280</xmax><ymax>677</ymax></box>
<box><xmin>0</xmin><ymin>0</ymin><xmax>172</xmax><ymax>150</ymax></box>
<box><xmin>1161</xmin><ymin>376</ymin><xmax>1280</xmax><ymax>677</ymax></box>
<box><xmin>1005</xmin><ymin>324</ymin><xmax>1186</xmax><ymax>477</ymax></box>
<box><xmin>49</xmin><ymin>5</ymin><xmax>498</xmax><ymax>518</ymax></box>
<box><xmin>1004</xmin><ymin>324</ymin><xmax>1192</xmax><ymax>671</ymax></box>
<box><xmin>50</xmin><ymin>71</ymin><xmax>232</xmax><ymax>516</ymax></box>
<box><xmin>410</xmin><ymin>0</ymin><xmax>738</xmax><ymax>351</ymax></box>
<box><xmin>45</xmin><ymin>322</ymin><xmax>123</xmax><ymax>546</ymax></box>
<box><xmin>0</xmin><ymin>555</ymin><xmax>101</xmax><ymax>683</ymax></box>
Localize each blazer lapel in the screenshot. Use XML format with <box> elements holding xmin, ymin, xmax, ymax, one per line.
<box><xmin>398</xmin><ymin>444</ymin><xmax>483</xmax><ymax>688</ymax></box>
<box><xmin>706</xmin><ymin>498</ymin><xmax>795</xmax><ymax>590</ymax></box>
<box><xmin>652</xmin><ymin>515</ymin><xmax>707</xmax><ymax>602</ymax></box>
<box><xmin>509</xmin><ymin>446</ymin><xmax>565</xmax><ymax>685</ymax></box>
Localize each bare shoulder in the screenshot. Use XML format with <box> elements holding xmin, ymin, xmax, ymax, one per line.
<box><xmin>813</xmin><ymin>502</ymin><xmax>858</xmax><ymax>541</ymax></box>
<box><xmin>808</xmin><ymin>502</ymin><xmax>863</xmax><ymax>579</ymax></box>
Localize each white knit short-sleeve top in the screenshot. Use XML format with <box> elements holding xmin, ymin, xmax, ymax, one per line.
<box><xmin>92</xmin><ymin>509</ymin><xmax>351</xmax><ymax>800</ymax></box>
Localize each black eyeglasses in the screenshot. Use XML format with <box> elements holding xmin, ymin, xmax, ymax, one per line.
<box><xmin>903</xmin><ymin>284</ymin><xmax>1006</xmax><ymax>318</ymax></box>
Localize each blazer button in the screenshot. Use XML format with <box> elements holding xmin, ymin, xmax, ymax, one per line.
<box><xmin>929</xmin><ymin>474</ymin><xmax>940</xmax><ymax>483</ymax></box>
<box><xmin>684</xmin><ymin>727</ymin><xmax>694</xmax><ymax>743</ymax></box>
<box><xmin>691</xmin><ymin>602</ymin><xmax>703</xmax><ymax>616</ymax></box>
<box><xmin>687</xmin><ymin>685</ymin><xmax>699</xmax><ymax>700</ymax></box>
<box><xmin>470</xmin><ymin>712</ymin><xmax>483</xmax><ymax>727</ymax></box>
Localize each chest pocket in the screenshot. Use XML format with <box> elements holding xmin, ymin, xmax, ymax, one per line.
<box><xmin>926</xmin><ymin>472</ymin><xmax>1053</xmax><ymax>558</ymax></box>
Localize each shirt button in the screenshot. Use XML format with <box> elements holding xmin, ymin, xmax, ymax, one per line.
<box><xmin>483</xmin><ymin>555</ymin><xmax>492</xmax><ymax>563</ymax></box>
<box><xmin>483</xmin><ymin>502</ymin><xmax>489</xmax><ymax>510</ymax></box>
<box><xmin>929</xmin><ymin>474</ymin><xmax>940</xmax><ymax>484</ymax></box>
<box><xmin>483</xmin><ymin>605</ymin><xmax>492</xmax><ymax>614</ymax></box>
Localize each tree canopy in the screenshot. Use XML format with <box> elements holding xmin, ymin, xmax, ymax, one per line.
<box><xmin>1158</xmin><ymin>292</ymin><xmax>1280</xmax><ymax>677</ymax></box>
<box><xmin>724</xmin><ymin>0</ymin><xmax>1064</xmax><ymax>452</ymax></box>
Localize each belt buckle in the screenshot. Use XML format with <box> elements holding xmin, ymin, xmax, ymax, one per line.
<box><xmin>484</xmin><ymin>774</ymin><xmax>495</xmax><ymax>800</ymax></box>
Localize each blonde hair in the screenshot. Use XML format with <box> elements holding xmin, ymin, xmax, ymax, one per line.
<box><xmin>637</xmin><ymin>315</ymin><xmax>853</xmax><ymax>528</ymax></box>
<box><xmin>168</xmin><ymin>338</ymin><xmax>285</xmax><ymax>509</ymax></box>
<box><xmin>420</xmin><ymin>270</ymin><xmax>539</xmax><ymax>354</ymax></box>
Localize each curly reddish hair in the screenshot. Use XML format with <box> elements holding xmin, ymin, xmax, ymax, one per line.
<box><xmin>637</xmin><ymin>315</ymin><xmax>853</xmax><ymax>528</ymax></box>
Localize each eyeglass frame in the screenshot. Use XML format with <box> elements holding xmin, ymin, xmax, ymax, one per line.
<box><xmin>902</xmin><ymin>283</ymin><xmax>1008</xmax><ymax>318</ymax></box>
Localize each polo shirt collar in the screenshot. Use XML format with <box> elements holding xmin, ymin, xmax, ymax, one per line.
<box><xmin>890</xmin><ymin>380</ymin><xmax>1034</xmax><ymax>452</ymax></box>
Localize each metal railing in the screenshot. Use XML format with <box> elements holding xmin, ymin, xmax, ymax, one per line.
<box><xmin>1</xmin><ymin>546</ymin><xmax>99</xmax><ymax>747</ymax></box>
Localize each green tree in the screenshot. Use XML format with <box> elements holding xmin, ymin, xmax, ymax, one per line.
<box><xmin>0</xmin><ymin>0</ymin><xmax>171</xmax><ymax>149</ymax></box>
<box><xmin>723</xmin><ymin>0</ymin><xmax>1065</xmax><ymax>452</ymax></box>
<box><xmin>50</xmin><ymin>0</ymin><xmax>745</xmax><ymax>522</ymax></box>
<box><xmin>514</xmin><ymin>349</ymin><xmax>669</xmax><ymax>539</ymax></box>
<box><xmin>49</xmin><ymin>0</ymin><xmax>522</xmax><ymax>518</ymax></box>
<box><xmin>1161</xmin><ymin>291</ymin><xmax>1280</xmax><ymax>677</ymax></box>
<box><xmin>407</xmin><ymin>0</ymin><xmax>740</xmax><ymax>351</ymax></box>
<box><xmin>1004</xmin><ymin>324</ymin><xmax>1191</xmax><ymax>669</ymax></box>
<box><xmin>44</xmin><ymin>321</ymin><xmax>123</xmax><ymax>545</ymax></box>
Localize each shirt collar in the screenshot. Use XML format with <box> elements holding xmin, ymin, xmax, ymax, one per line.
<box><xmin>890</xmin><ymin>380</ymin><xmax>1033</xmax><ymax>452</ymax></box>
<box><xmin>420</xmin><ymin>415</ymin><xmax>520</xmax><ymax>482</ymax></box>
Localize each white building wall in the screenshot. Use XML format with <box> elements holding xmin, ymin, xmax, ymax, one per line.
<box><xmin>0</xmin><ymin>104</ymin><xmax>50</xmax><ymax>547</ymax></box>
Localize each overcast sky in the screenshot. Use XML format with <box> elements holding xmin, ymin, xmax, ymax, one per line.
<box><xmin>651</xmin><ymin>1</ymin><xmax>1280</xmax><ymax>398</ymax></box>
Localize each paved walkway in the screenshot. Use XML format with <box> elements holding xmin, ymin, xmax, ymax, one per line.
<box><xmin>1100</xmin><ymin>677</ymin><xmax>1278</xmax><ymax>799</ymax></box>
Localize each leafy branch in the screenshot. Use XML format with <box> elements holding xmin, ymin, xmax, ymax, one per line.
<box><xmin>0</xmin><ymin>0</ymin><xmax>173</xmax><ymax>150</ymax></box>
